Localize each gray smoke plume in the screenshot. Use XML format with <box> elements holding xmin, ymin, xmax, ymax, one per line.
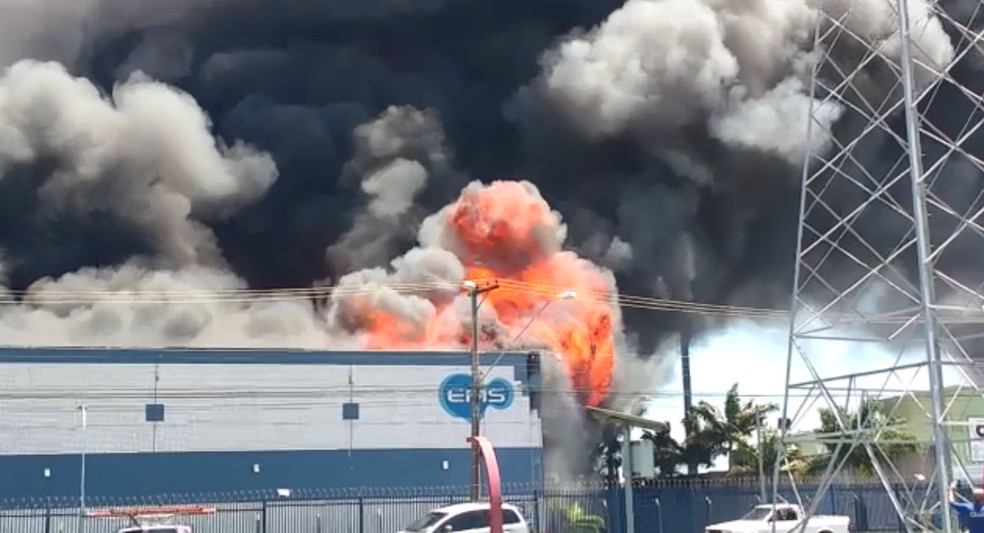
<box><xmin>0</xmin><ymin>0</ymin><xmax>983</xmax><ymax>479</ymax></box>
<box><xmin>517</xmin><ymin>0</ymin><xmax>953</xmax><ymax>164</ymax></box>
<box><xmin>326</xmin><ymin>105</ymin><xmax>454</xmax><ymax>273</ymax></box>
<box><xmin>0</xmin><ymin>60</ymin><xmax>277</xmax><ymax>269</ymax></box>
<box><xmin>1</xmin><ymin>262</ymin><xmax>330</xmax><ymax>347</ymax></box>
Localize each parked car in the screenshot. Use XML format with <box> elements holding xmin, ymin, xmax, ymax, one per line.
<box><xmin>399</xmin><ymin>502</ymin><xmax>531</xmax><ymax>533</ymax></box>
<box><xmin>116</xmin><ymin>526</ymin><xmax>192</xmax><ymax>533</ymax></box>
<box><xmin>705</xmin><ymin>503</ymin><xmax>850</xmax><ymax>533</ymax></box>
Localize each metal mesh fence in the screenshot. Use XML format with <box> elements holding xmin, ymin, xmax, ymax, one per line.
<box><xmin>0</xmin><ymin>480</ymin><xmax>917</xmax><ymax>533</ymax></box>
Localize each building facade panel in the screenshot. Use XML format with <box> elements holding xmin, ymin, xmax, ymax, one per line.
<box><xmin>0</xmin><ymin>348</ymin><xmax>544</xmax><ymax>499</ymax></box>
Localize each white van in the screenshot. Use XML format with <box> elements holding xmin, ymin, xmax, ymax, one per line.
<box><xmin>400</xmin><ymin>502</ymin><xmax>531</xmax><ymax>533</ymax></box>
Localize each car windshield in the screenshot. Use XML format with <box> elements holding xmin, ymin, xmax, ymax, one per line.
<box><xmin>405</xmin><ymin>511</ymin><xmax>448</xmax><ymax>532</ymax></box>
<box><xmin>742</xmin><ymin>507</ymin><xmax>774</xmax><ymax>521</ymax></box>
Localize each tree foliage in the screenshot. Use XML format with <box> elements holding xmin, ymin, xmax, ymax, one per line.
<box><xmin>548</xmin><ymin>502</ymin><xmax>606</xmax><ymax>533</ymax></box>
<box><xmin>635</xmin><ymin>383</ymin><xmax>780</xmax><ymax>477</ymax></box>
<box><xmin>600</xmin><ymin>386</ymin><xmax>919</xmax><ymax>481</ymax></box>
<box><xmin>687</xmin><ymin>383</ymin><xmax>779</xmax><ymax>470</ymax></box>
<box><xmin>807</xmin><ymin>401</ymin><xmax>919</xmax><ymax>477</ymax></box>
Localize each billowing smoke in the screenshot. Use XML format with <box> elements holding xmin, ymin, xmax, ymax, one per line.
<box><xmin>0</xmin><ymin>0</ymin><xmax>982</xmax><ymax>478</ymax></box>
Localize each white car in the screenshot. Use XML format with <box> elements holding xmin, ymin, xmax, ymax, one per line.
<box><xmin>399</xmin><ymin>502</ymin><xmax>531</xmax><ymax>533</ymax></box>
<box><xmin>117</xmin><ymin>526</ymin><xmax>192</xmax><ymax>533</ymax></box>
<box><xmin>705</xmin><ymin>503</ymin><xmax>850</xmax><ymax>533</ymax></box>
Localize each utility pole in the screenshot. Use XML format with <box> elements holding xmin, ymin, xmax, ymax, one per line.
<box><xmin>464</xmin><ymin>280</ymin><xmax>498</xmax><ymax>501</ymax></box>
<box><xmin>680</xmin><ymin>324</ymin><xmax>695</xmax><ymax>476</ymax></box>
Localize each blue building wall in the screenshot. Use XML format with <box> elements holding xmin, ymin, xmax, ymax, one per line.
<box><xmin>0</xmin><ymin>348</ymin><xmax>545</xmax><ymax>500</ymax></box>
<box><xmin>0</xmin><ymin>448</ymin><xmax>543</xmax><ymax>500</ymax></box>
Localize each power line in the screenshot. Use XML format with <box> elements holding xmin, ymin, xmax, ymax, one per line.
<box><xmin>0</xmin><ymin>278</ymin><xmax>789</xmax><ymax>319</ymax></box>
<box><xmin>0</xmin><ymin>387</ymin><xmax>928</xmax><ymax>401</ymax></box>
<box><xmin>6</xmin><ymin>277</ymin><xmax>984</xmax><ymax>325</ymax></box>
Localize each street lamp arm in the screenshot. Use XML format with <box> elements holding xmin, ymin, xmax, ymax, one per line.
<box><xmin>479</xmin><ymin>290</ymin><xmax>577</xmax><ymax>381</ymax></box>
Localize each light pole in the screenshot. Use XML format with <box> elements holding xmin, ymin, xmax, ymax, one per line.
<box><xmin>757</xmin><ymin>413</ymin><xmax>767</xmax><ymax>503</ymax></box>
<box><xmin>622</xmin><ymin>426</ymin><xmax>635</xmax><ymax>533</ymax></box>
<box><xmin>463</xmin><ymin>281</ymin><xmax>575</xmax><ymax>502</ymax></box>
<box><xmin>463</xmin><ymin>280</ymin><xmax>499</xmax><ymax>502</ymax></box>
<box><xmin>78</xmin><ymin>404</ymin><xmax>87</xmax><ymax>533</ymax></box>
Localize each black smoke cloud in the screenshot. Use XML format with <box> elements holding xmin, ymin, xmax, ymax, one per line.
<box><xmin>0</xmin><ymin>0</ymin><xmax>982</xmax><ymax>378</ymax></box>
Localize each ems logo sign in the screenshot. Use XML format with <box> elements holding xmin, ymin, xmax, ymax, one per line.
<box><xmin>438</xmin><ymin>373</ymin><xmax>515</xmax><ymax>421</ymax></box>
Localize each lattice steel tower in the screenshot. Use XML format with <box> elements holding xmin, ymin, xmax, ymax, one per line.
<box><xmin>777</xmin><ymin>1</ymin><xmax>984</xmax><ymax>532</ymax></box>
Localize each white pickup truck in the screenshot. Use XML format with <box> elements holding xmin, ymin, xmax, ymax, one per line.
<box><xmin>705</xmin><ymin>503</ymin><xmax>850</xmax><ymax>533</ymax></box>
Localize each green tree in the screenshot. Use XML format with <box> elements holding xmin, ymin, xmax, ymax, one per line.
<box><xmin>641</xmin><ymin>424</ymin><xmax>717</xmax><ymax>477</ymax></box>
<box><xmin>687</xmin><ymin>383</ymin><xmax>779</xmax><ymax>470</ymax></box>
<box><xmin>808</xmin><ymin>401</ymin><xmax>919</xmax><ymax>476</ymax></box>
<box><xmin>728</xmin><ymin>427</ymin><xmax>809</xmax><ymax>479</ymax></box>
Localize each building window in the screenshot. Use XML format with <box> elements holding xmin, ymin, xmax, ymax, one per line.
<box><xmin>342</xmin><ymin>402</ymin><xmax>360</xmax><ymax>421</ymax></box>
<box><xmin>145</xmin><ymin>403</ymin><xmax>165</xmax><ymax>422</ymax></box>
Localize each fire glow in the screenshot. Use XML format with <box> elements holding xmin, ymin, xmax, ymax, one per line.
<box><xmin>346</xmin><ymin>180</ymin><xmax>617</xmax><ymax>406</ymax></box>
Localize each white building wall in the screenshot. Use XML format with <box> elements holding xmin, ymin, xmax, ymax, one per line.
<box><xmin>0</xmin><ymin>362</ymin><xmax>542</xmax><ymax>456</ymax></box>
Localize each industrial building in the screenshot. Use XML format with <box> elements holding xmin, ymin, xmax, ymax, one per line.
<box><xmin>0</xmin><ymin>348</ymin><xmax>545</xmax><ymax>499</ymax></box>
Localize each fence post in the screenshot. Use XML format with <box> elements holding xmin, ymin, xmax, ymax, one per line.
<box><xmin>855</xmin><ymin>490</ymin><xmax>870</xmax><ymax>532</ymax></box>
<box><xmin>533</xmin><ymin>488</ymin><xmax>541</xmax><ymax>533</ymax></box>
<box><xmin>260</xmin><ymin>499</ymin><xmax>268</xmax><ymax>533</ymax></box>
<box><xmin>316</xmin><ymin>513</ymin><xmax>322</xmax><ymax>533</ymax></box>
<box><xmin>704</xmin><ymin>495</ymin><xmax>712</xmax><ymax>531</ymax></box>
<box><xmin>45</xmin><ymin>504</ymin><xmax>52</xmax><ymax>533</ymax></box>
<box><xmin>654</xmin><ymin>497</ymin><xmax>663</xmax><ymax>533</ymax></box>
<box><xmin>688</xmin><ymin>486</ymin><xmax>697</xmax><ymax>533</ymax></box>
<box><xmin>357</xmin><ymin>497</ymin><xmax>364</xmax><ymax>533</ymax></box>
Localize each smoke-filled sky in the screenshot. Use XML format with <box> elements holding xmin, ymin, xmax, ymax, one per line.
<box><xmin>0</xmin><ymin>0</ymin><xmax>982</xmax><ymax>412</ymax></box>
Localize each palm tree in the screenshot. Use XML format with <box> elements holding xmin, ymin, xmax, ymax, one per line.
<box><xmin>687</xmin><ymin>383</ymin><xmax>779</xmax><ymax>470</ymax></box>
<box><xmin>808</xmin><ymin>401</ymin><xmax>918</xmax><ymax>477</ymax></box>
<box><xmin>641</xmin><ymin>424</ymin><xmax>717</xmax><ymax>477</ymax></box>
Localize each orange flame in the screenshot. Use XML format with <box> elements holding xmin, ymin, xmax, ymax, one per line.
<box><xmin>357</xmin><ymin>180</ymin><xmax>616</xmax><ymax>406</ymax></box>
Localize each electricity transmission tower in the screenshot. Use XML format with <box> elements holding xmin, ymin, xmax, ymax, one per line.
<box><xmin>777</xmin><ymin>1</ymin><xmax>984</xmax><ymax>532</ymax></box>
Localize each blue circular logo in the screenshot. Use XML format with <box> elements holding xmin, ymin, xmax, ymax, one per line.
<box><xmin>438</xmin><ymin>373</ymin><xmax>515</xmax><ymax>421</ymax></box>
